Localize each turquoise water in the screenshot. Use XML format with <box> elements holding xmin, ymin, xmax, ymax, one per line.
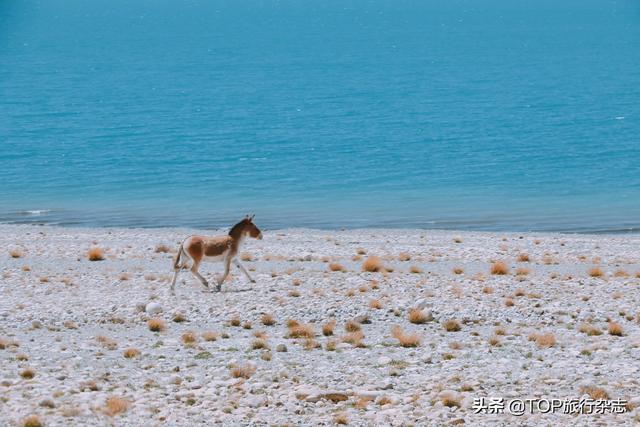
<box><xmin>1</xmin><ymin>0</ymin><xmax>639</xmax><ymax>232</ymax></box>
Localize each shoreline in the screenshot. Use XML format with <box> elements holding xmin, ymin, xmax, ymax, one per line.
<box><xmin>1</xmin><ymin>224</ymin><xmax>639</xmax><ymax>425</ymax></box>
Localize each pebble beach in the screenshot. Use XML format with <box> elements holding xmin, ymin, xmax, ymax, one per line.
<box><xmin>1</xmin><ymin>224</ymin><xmax>640</xmax><ymax>426</ymax></box>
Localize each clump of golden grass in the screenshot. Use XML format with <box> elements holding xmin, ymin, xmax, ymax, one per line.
<box><xmin>104</xmin><ymin>396</ymin><xmax>130</xmax><ymax>416</ymax></box>
<box><xmin>504</xmin><ymin>297</ymin><xmax>514</xmax><ymax>307</ymax></box>
<box><xmin>0</xmin><ymin>337</ymin><xmax>19</xmax><ymax>349</ymax></box>
<box><xmin>362</xmin><ymin>256</ymin><xmax>384</xmax><ymax>272</ymax></box>
<box><xmin>578</xmin><ymin>323</ymin><xmax>602</xmax><ymax>336</ymax></box>
<box><xmin>345</xmin><ymin>288</ymin><xmax>355</xmax><ymax>297</ymax></box>
<box><xmin>147</xmin><ymin>318</ymin><xmax>165</xmax><ymax>332</ymax></box>
<box><xmin>287</xmin><ymin>323</ymin><xmax>315</xmax><ymax>339</ymax></box>
<box><xmin>542</xmin><ymin>255</ymin><xmax>557</xmax><ymax>265</ymax></box>
<box><xmin>322</xmin><ymin>320</ymin><xmax>336</xmax><ymax>336</ymax></box>
<box><xmin>515</xmin><ymin>268</ymin><xmax>530</xmax><ymax>276</ymax></box>
<box><xmin>442</xmin><ymin>319</ymin><xmax>461</xmax><ymax>332</ymax></box>
<box><xmin>87</xmin><ymin>246</ymin><xmax>105</xmax><ymax>261</ymax></box>
<box><xmin>10</xmin><ymin>248</ymin><xmax>23</xmax><ymax>258</ymax></box>
<box><xmin>288</xmin><ymin>290</ymin><xmax>300</xmax><ymax>297</ymax></box>
<box><xmin>613</xmin><ymin>269</ymin><xmax>628</xmax><ymax>278</ymax></box>
<box><xmin>369</xmin><ymin>299</ymin><xmax>383</xmax><ymax>309</ymax></box>
<box><xmin>517</xmin><ymin>253</ymin><xmax>530</xmax><ymax>262</ymax></box>
<box><xmin>123</xmin><ymin>348</ymin><xmax>140</xmax><ymax>358</ymax></box>
<box><xmin>154</xmin><ymin>244</ymin><xmax>171</xmax><ymax>253</ymax></box>
<box><xmin>369</xmin><ymin>280</ymin><xmax>379</xmax><ymax>289</ymax></box>
<box><xmin>345</xmin><ymin>320</ymin><xmax>361</xmax><ymax>332</ymax></box>
<box><xmin>292</xmin><ymin>278</ymin><xmax>301</xmax><ymax>286</ymax></box>
<box><xmin>20</xmin><ymin>367</ymin><xmax>36</xmax><ymax>379</ymax></box>
<box><xmin>181</xmin><ymin>331</ymin><xmax>198</xmax><ymax>346</ymax></box>
<box><xmin>325</xmin><ymin>339</ymin><xmax>337</xmax><ymax>351</ymax></box>
<box><xmin>398</xmin><ymin>252</ymin><xmax>411</xmax><ymax>261</ymax></box>
<box><xmin>490</xmin><ymin>261</ymin><xmax>509</xmax><ymax>275</ymax></box>
<box><xmin>201</xmin><ymin>331</ymin><xmax>218</xmax><ymax>341</ymax></box>
<box><xmin>356</xmin><ymin>248</ymin><xmax>367</xmax><ymax>255</ymax></box>
<box><xmin>22</xmin><ymin>265</ymin><xmax>31</xmax><ymax>271</ymax></box>
<box><xmin>482</xmin><ymin>286</ymin><xmax>493</xmax><ymax>294</ymax></box>
<box><xmin>230</xmin><ymin>363</ymin><xmax>256</xmax><ymax>379</ymax></box>
<box><xmin>358</xmin><ymin>285</ymin><xmax>368</xmax><ymax>293</ymax></box>
<box><xmin>452</xmin><ymin>267</ymin><xmax>464</xmax><ymax>275</ymax></box>
<box><xmin>408</xmin><ymin>308</ymin><xmax>429</xmax><ymax>324</ymax></box>
<box><xmin>328</xmin><ymin>262</ymin><xmax>346</xmax><ymax>272</ymax></box>
<box><xmin>488</xmin><ymin>336</ymin><xmax>501</xmax><ymax>346</ymax></box>
<box><xmin>251</xmin><ymin>338</ymin><xmax>269</xmax><ymax>350</ymax></box>
<box><xmin>334</xmin><ymin>412</ymin><xmax>349</xmax><ymax>425</ymax></box>
<box><xmin>608</xmin><ymin>322</ymin><xmax>624</xmax><ymax>336</ymax></box>
<box><xmin>514</xmin><ymin>288</ymin><xmax>526</xmax><ymax>297</ymax></box>
<box><xmin>580</xmin><ymin>386</ymin><xmax>610</xmax><ymax>400</ymax></box>
<box><xmin>172</xmin><ymin>312</ymin><xmax>187</xmax><ymax>323</ymax></box>
<box><xmin>531</xmin><ymin>332</ymin><xmax>556</xmax><ymax>348</ymax></box>
<box><xmin>118</xmin><ymin>272</ymin><xmax>130</xmax><ymax>281</ymax></box>
<box><xmin>453</xmin><ymin>237</ymin><xmax>462</xmax><ymax>243</ymax></box>
<box><xmin>409</xmin><ymin>265</ymin><xmax>423</xmax><ymax>274</ymax></box>
<box><xmin>303</xmin><ymin>338</ymin><xmax>320</xmax><ymax>350</ymax></box>
<box><xmin>588</xmin><ymin>267</ymin><xmax>604</xmax><ymax>278</ymax></box>
<box><xmin>261</xmin><ymin>351</ymin><xmax>272</xmax><ymax>361</ymax></box>
<box><xmin>260</xmin><ymin>314</ymin><xmax>275</xmax><ymax>326</ymax></box>
<box><xmin>240</xmin><ymin>252</ymin><xmax>253</xmax><ymax>261</ymax></box>
<box><xmin>286</xmin><ymin>319</ymin><xmax>299</xmax><ymax>328</ymax></box>
<box><xmin>342</xmin><ymin>331</ymin><xmax>366</xmax><ymax>347</ymax></box>
<box><xmin>96</xmin><ymin>335</ymin><xmax>117</xmax><ymax>350</ymax></box>
<box><xmin>440</xmin><ymin>392</ymin><xmax>461</xmax><ymax>408</ymax></box>
<box><xmin>21</xmin><ymin>415</ymin><xmax>43</xmax><ymax>427</ymax></box>
<box><xmin>242</xmin><ymin>321</ymin><xmax>252</xmax><ymax>329</ymax></box>
<box><xmin>229</xmin><ymin>316</ymin><xmax>241</xmax><ymax>327</ymax></box>
<box><xmin>391</xmin><ymin>326</ymin><xmax>420</xmax><ymax>347</ymax></box>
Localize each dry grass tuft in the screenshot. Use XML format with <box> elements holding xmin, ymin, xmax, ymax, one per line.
<box><xmin>452</xmin><ymin>267</ymin><xmax>464</xmax><ymax>275</ymax></box>
<box><xmin>443</xmin><ymin>319</ymin><xmax>461</xmax><ymax>332</ymax></box>
<box><xmin>341</xmin><ymin>331</ymin><xmax>366</xmax><ymax>347</ymax></box>
<box><xmin>613</xmin><ymin>269</ymin><xmax>629</xmax><ymax>278</ymax></box>
<box><xmin>20</xmin><ymin>367</ymin><xmax>36</xmax><ymax>379</ymax></box>
<box><xmin>578</xmin><ymin>323</ymin><xmax>602</xmax><ymax>336</ymax></box>
<box><xmin>345</xmin><ymin>320</ymin><xmax>362</xmax><ymax>332</ymax></box>
<box><xmin>517</xmin><ymin>253</ymin><xmax>530</xmax><ymax>262</ymax></box>
<box><xmin>391</xmin><ymin>326</ymin><xmax>420</xmax><ymax>347</ymax></box>
<box><xmin>369</xmin><ymin>299</ymin><xmax>383</xmax><ymax>309</ymax></box>
<box><xmin>87</xmin><ymin>246</ymin><xmax>105</xmax><ymax>261</ymax></box>
<box><xmin>154</xmin><ymin>244</ymin><xmax>171</xmax><ymax>253</ymax></box>
<box><xmin>240</xmin><ymin>252</ymin><xmax>253</xmax><ymax>261</ymax></box>
<box><xmin>408</xmin><ymin>308</ymin><xmax>429</xmax><ymax>324</ymax></box>
<box><xmin>588</xmin><ymin>267</ymin><xmax>604</xmax><ymax>278</ymax></box>
<box><xmin>334</xmin><ymin>412</ymin><xmax>349</xmax><ymax>425</ymax></box>
<box><xmin>504</xmin><ymin>297</ymin><xmax>514</xmax><ymax>307</ymax></box>
<box><xmin>202</xmin><ymin>331</ymin><xmax>217</xmax><ymax>341</ymax></box>
<box><xmin>515</xmin><ymin>268</ymin><xmax>530</xmax><ymax>276</ymax></box>
<box><xmin>322</xmin><ymin>320</ymin><xmax>336</xmax><ymax>336</ymax></box>
<box><xmin>123</xmin><ymin>348</ymin><xmax>140</xmax><ymax>358</ymax></box>
<box><xmin>490</xmin><ymin>261</ymin><xmax>509</xmax><ymax>275</ymax></box>
<box><xmin>440</xmin><ymin>392</ymin><xmax>461</xmax><ymax>408</ymax></box>
<box><xmin>482</xmin><ymin>286</ymin><xmax>493</xmax><ymax>294</ymax></box>
<box><xmin>172</xmin><ymin>312</ymin><xmax>187</xmax><ymax>323</ymax></box>
<box><xmin>398</xmin><ymin>252</ymin><xmax>411</xmax><ymax>261</ymax></box>
<box><xmin>328</xmin><ymin>262</ymin><xmax>346</xmax><ymax>272</ymax></box>
<box><xmin>104</xmin><ymin>396</ymin><xmax>130</xmax><ymax>416</ymax></box>
<box><xmin>580</xmin><ymin>386</ymin><xmax>610</xmax><ymax>400</ymax></box>
<box><xmin>21</xmin><ymin>415</ymin><xmax>43</xmax><ymax>427</ymax></box>
<box><xmin>147</xmin><ymin>318</ymin><xmax>165</xmax><ymax>332</ymax></box>
<box><xmin>287</xmin><ymin>323</ymin><xmax>315</xmax><ymax>339</ymax></box>
<box><xmin>362</xmin><ymin>256</ymin><xmax>384</xmax><ymax>272</ymax></box>
<box><xmin>229</xmin><ymin>316</ymin><xmax>241</xmax><ymax>327</ymax></box>
<box><xmin>608</xmin><ymin>322</ymin><xmax>624</xmax><ymax>336</ymax></box>
<box><xmin>10</xmin><ymin>248</ymin><xmax>23</xmax><ymax>258</ymax></box>
<box><xmin>488</xmin><ymin>336</ymin><xmax>501</xmax><ymax>346</ymax></box>
<box><xmin>230</xmin><ymin>363</ymin><xmax>256</xmax><ymax>379</ymax></box>
<box><xmin>181</xmin><ymin>331</ymin><xmax>198</xmax><ymax>346</ymax></box>
<box><xmin>260</xmin><ymin>313</ymin><xmax>275</xmax><ymax>326</ymax></box>
<box><xmin>409</xmin><ymin>265</ymin><xmax>423</xmax><ymax>274</ymax></box>
<box><xmin>533</xmin><ymin>333</ymin><xmax>556</xmax><ymax>348</ymax></box>
<box><xmin>251</xmin><ymin>338</ymin><xmax>269</xmax><ymax>350</ymax></box>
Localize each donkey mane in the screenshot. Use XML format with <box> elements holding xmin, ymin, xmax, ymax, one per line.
<box><xmin>228</xmin><ymin>219</ymin><xmax>248</xmax><ymax>237</ymax></box>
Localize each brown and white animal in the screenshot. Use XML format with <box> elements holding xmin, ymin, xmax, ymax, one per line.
<box><xmin>171</xmin><ymin>215</ymin><xmax>263</xmax><ymax>292</ymax></box>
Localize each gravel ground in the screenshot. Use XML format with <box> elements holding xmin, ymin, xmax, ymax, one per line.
<box><xmin>1</xmin><ymin>224</ymin><xmax>639</xmax><ymax>426</ymax></box>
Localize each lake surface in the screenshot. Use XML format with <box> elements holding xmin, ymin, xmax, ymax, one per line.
<box><xmin>1</xmin><ymin>0</ymin><xmax>639</xmax><ymax>232</ymax></box>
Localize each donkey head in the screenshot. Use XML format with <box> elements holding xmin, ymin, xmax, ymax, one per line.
<box><xmin>242</xmin><ymin>214</ymin><xmax>263</xmax><ymax>240</ymax></box>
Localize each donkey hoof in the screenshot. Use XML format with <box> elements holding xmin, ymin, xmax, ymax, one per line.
<box><xmin>250</xmin><ymin>279</ymin><xmax>256</xmax><ymax>284</ymax></box>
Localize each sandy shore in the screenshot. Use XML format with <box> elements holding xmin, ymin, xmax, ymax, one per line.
<box><xmin>1</xmin><ymin>224</ymin><xmax>639</xmax><ymax>426</ymax></box>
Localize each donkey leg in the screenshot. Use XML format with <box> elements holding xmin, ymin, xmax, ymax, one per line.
<box><xmin>190</xmin><ymin>263</ymin><xmax>209</xmax><ymax>289</ymax></box>
<box><xmin>233</xmin><ymin>259</ymin><xmax>255</xmax><ymax>283</ymax></box>
<box><xmin>217</xmin><ymin>258</ymin><xmax>231</xmax><ymax>291</ymax></box>
<box><xmin>170</xmin><ymin>269</ymin><xmax>180</xmax><ymax>293</ymax></box>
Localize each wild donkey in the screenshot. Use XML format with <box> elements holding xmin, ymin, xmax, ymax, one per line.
<box><xmin>171</xmin><ymin>215</ymin><xmax>263</xmax><ymax>292</ymax></box>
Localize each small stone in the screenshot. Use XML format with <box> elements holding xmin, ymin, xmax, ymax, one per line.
<box><xmin>276</xmin><ymin>344</ymin><xmax>287</xmax><ymax>352</ymax></box>
<box><xmin>145</xmin><ymin>302</ymin><xmax>163</xmax><ymax>315</ymax></box>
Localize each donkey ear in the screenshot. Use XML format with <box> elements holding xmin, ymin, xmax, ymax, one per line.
<box><xmin>250</xmin><ymin>214</ymin><xmax>255</xmax><ymax>221</ymax></box>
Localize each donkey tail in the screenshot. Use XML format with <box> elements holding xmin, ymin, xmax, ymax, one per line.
<box><xmin>173</xmin><ymin>243</ymin><xmax>186</xmax><ymax>270</ymax></box>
